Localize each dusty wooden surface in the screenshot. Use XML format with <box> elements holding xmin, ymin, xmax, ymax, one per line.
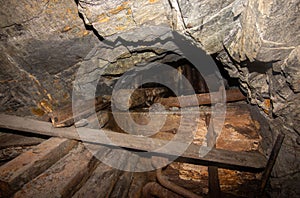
<box><xmin>0</xmin><ymin>146</ymin><xmax>36</xmax><ymax>165</ymax></box>
<box><xmin>112</xmin><ymin>87</ymin><xmax>169</xmax><ymax>111</ymax></box>
<box><xmin>0</xmin><ymin>138</ymin><xmax>77</xmax><ymax>197</ymax></box>
<box><xmin>72</xmin><ymin>160</ymin><xmax>121</xmax><ymax>197</ymax></box>
<box><xmin>107</xmin><ymin>103</ymin><xmax>261</xmax><ymax>152</ymax></box>
<box><xmin>0</xmin><ymin>113</ymin><xmax>266</xmax><ymax>170</ymax></box>
<box><xmin>0</xmin><ymin>132</ymin><xmax>45</xmax><ymax>149</ymax></box>
<box><xmin>0</xmin><ymin>113</ymin><xmax>266</xmax><ymax>171</ymax></box>
<box><xmin>0</xmin><ymin>102</ymin><xmax>270</xmax><ymax>197</ymax></box>
<box><xmin>158</xmin><ymin>88</ymin><xmax>246</xmax><ymax>108</ymax></box>
<box><xmin>49</xmin><ymin>95</ymin><xmax>110</xmax><ymax>127</ymax></box>
<box><xmin>13</xmin><ymin>143</ymin><xmax>97</xmax><ymax>198</ymax></box>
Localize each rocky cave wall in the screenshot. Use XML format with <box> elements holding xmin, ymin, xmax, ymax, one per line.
<box><xmin>0</xmin><ymin>0</ymin><xmax>299</xmax><ymax>196</ymax></box>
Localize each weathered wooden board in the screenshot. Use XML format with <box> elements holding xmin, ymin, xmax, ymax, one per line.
<box><xmin>0</xmin><ymin>132</ymin><xmax>45</xmax><ymax>149</ymax></box>
<box><xmin>158</xmin><ymin>88</ymin><xmax>246</xmax><ymax>108</ymax></box>
<box><xmin>109</xmin><ymin>152</ymin><xmax>139</xmax><ymax>198</ymax></box>
<box><xmin>0</xmin><ymin>137</ymin><xmax>77</xmax><ymax>197</ymax></box>
<box><xmin>109</xmin><ymin>172</ymin><xmax>134</xmax><ymax>198</ymax></box>
<box><xmin>127</xmin><ymin>172</ymin><xmax>150</xmax><ymax>198</ymax></box>
<box><xmin>49</xmin><ymin>95</ymin><xmax>110</xmax><ymax>127</ymax></box>
<box><xmin>0</xmin><ymin>114</ymin><xmax>267</xmax><ymax>171</ymax></box>
<box><xmin>106</xmin><ymin>104</ymin><xmax>261</xmax><ymax>152</ymax></box>
<box><xmin>113</xmin><ymin>87</ymin><xmax>169</xmax><ymax>111</ymax></box>
<box><xmin>73</xmin><ymin>146</ymin><xmax>137</xmax><ymax>198</ymax></box>
<box><xmin>72</xmin><ymin>163</ymin><xmax>121</xmax><ymax>198</ymax></box>
<box><xmin>0</xmin><ymin>146</ymin><xmax>35</xmax><ymax>165</ymax></box>
<box><xmin>13</xmin><ymin>143</ymin><xmax>98</xmax><ymax>198</ymax></box>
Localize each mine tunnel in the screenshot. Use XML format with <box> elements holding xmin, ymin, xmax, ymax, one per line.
<box><xmin>0</xmin><ymin>0</ymin><xmax>299</xmax><ymax>198</ymax></box>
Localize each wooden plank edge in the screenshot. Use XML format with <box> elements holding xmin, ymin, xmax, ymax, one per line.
<box><xmin>0</xmin><ymin>114</ymin><xmax>267</xmax><ymax>171</ymax></box>
<box><xmin>0</xmin><ymin>137</ymin><xmax>77</xmax><ymax>197</ymax></box>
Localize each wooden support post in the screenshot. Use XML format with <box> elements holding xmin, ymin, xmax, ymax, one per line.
<box><xmin>205</xmin><ymin>114</ymin><xmax>221</xmax><ymax>198</ymax></box>
<box><xmin>260</xmin><ymin>134</ymin><xmax>285</xmax><ymax>194</ymax></box>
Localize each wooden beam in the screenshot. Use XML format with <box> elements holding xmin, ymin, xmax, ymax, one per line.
<box><xmin>205</xmin><ymin>114</ymin><xmax>221</xmax><ymax>198</ymax></box>
<box><xmin>158</xmin><ymin>88</ymin><xmax>246</xmax><ymax>108</ymax></box>
<box><xmin>48</xmin><ymin>96</ymin><xmax>110</xmax><ymax>127</ymax></box>
<box><xmin>113</xmin><ymin>87</ymin><xmax>169</xmax><ymax>111</ymax></box>
<box><xmin>13</xmin><ymin>143</ymin><xmax>98</xmax><ymax>198</ymax></box>
<box><xmin>0</xmin><ymin>132</ymin><xmax>45</xmax><ymax>149</ymax></box>
<box><xmin>0</xmin><ymin>137</ymin><xmax>77</xmax><ymax>197</ymax></box>
<box><xmin>73</xmin><ymin>161</ymin><xmax>121</xmax><ymax>197</ymax></box>
<box><xmin>0</xmin><ymin>114</ymin><xmax>267</xmax><ymax>171</ymax></box>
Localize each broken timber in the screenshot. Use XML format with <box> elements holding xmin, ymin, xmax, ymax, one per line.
<box><xmin>0</xmin><ymin>114</ymin><xmax>266</xmax><ymax>171</ymax></box>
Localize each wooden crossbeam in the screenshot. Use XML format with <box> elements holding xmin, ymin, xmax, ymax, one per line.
<box><xmin>158</xmin><ymin>88</ymin><xmax>246</xmax><ymax>108</ymax></box>
<box><xmin>0</xmin><ymin>114</ymin><xmax>267</xmax><ymax>171</ymax></box>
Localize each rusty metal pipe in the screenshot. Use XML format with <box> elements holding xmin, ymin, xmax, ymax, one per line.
<box><xmin>142</xmin><ymin>182</ymin><xmax>182</xmax><ymax>198</ymax></box>
<box><xmin>156</xmin><ymin>168</ymin><xmax>203</xmax><ymax>198</ymax></box>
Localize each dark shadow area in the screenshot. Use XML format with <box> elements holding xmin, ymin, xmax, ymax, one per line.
<box><xmin>212</xmin><ymin>54</ymin><xmax>240</xmax><ymax>87</ymax></box>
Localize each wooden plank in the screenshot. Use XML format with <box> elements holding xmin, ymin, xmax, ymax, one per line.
<box><xmin>0</xmin><ymin>132</ymin><xmax>45</xmax><ymax>149</ymax></box>
<box><xmin>72</xmin><ymin>163</ymin><xmax>121</xmax><ymax>198</ymax></box>
<box><xmin>0</xmin><ymin>114</ymin><xmax>267</xmax><ymax>171</ymax></box>
<box><xmin>106</xmin><ymin>104</ymin><xmax>261</xmax><ymax>150</ymax></box>
<box><xmin>109</xmin><ymin>153</ymin><xmax>139</xmax><ymax>198</ymax></box>
<box><xmin>113</xmin><ymin>87</ymin><xmax>169</xmax><ymax>111</ymax></box>
<box><xmin>72</xmin><ymin>146</ymin><xmax>120</xmax><ymax>198</ymax></box>
<box><xmin>0</xmin><ymin>145</ymin><xmax>35</xmax><ymax>164</ymax></box>
<box><xmin>109</xmin><ymin>172</ymin><xmax>134</xmax><ymax>198</ymax></box>
<box><xmin>13</xmin><ymin>143</ymin><xmax>98</xmax><ymax>198</ymax></box>
<box><xmin>0</xmin><ymin>137</ymin><xmax>77</xmax><ymax>197</ymax></box>
<box><xmin>49</xmin><ymin>95</ymin><xmax>110</xmax><ymax>127</ymax></box>
<box><xmin>127</xmin><ymin>172</ymin><xmax>150</xmax><ymax>198</ymax></box>
<box><xmin>158</xmin><ymin>88</ymin><xmax>246</xmax><ymax>108</ymax></box>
